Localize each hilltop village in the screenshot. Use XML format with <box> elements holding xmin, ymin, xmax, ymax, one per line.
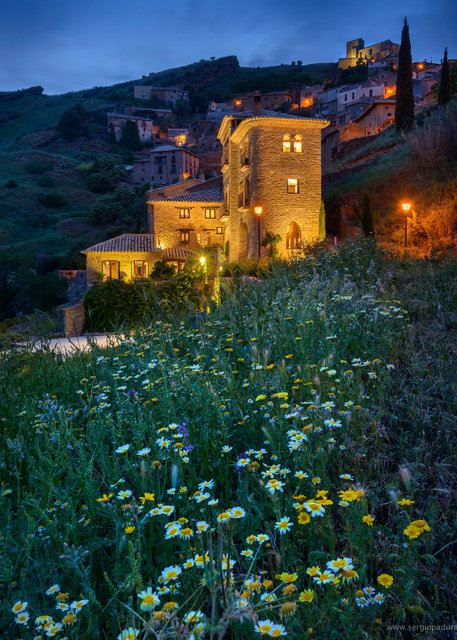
<box><xmin>83</xmin><ymin>37</ymin><xmax>446</xmax><ymax>281</ymax></box>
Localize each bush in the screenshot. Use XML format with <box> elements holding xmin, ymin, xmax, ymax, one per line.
<box><xmin>25</xmin><ymin>162</ymin><xmax>53</xmax><ymax>175</ymax></box>
<box><xmin>86</xmin><ymin>172</ymin><xmax>115</xmax><ymax>194</ymax></box>
<box><xmin>84</xmin><ymin>280</ymin><xmax>157</xmax><ymax>331</ymax></box>
<box><xmin>39</xmin><ymin>193</ymin><xmax>67</xmax><ymax>209</ymax></box>
<box><xmin>36</xmin><ymin>175</ymin><xmax>55</xmax><ymax>188</ymax></box>
<box><xmin>150</xmin><ymin>258</ymin><xmax>176</xmax><ymax>280</ymax></box>
<box><xmin>4</xmin><ymin>179</ymin><xmax>18</xmax><ymax>188</ymax></box>
<box><xmin>58</xmin><ymin>104</ymin><xmax>90</xmax><ymax>140</ymax></box>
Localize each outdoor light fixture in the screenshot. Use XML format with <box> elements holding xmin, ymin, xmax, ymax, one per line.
<box><xmin>199</xmin><ymin>256</ymin><xmax>206</xmax><ymax>266</ymax></box>
<box><xmin>401</xmin><ymin>202</ymin><xmax>412</xmax><ymax>249</ymax></box>
<box><xmin>253</xmin><ymin>206</ymin><xmax>263</xmax><ymax>258</ymax></box>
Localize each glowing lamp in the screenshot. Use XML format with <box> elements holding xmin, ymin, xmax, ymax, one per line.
<box><xmin>402</xmin><ymin>203</ymin><xmax>411</xmax><ymax>212</ymax></box>
<box><xmin>254</xmin><ymin>206</ymin><xmax>263</xmax><ymax>216</ymax></box>
<box><xmin>199</xmin><ymin>256</ymin><xmax>206</xmax><ymax>266</ymax></box>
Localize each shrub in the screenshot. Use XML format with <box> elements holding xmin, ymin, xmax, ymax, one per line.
<box><xmin>39</xmin><ymin>193</ymin><xmax>67</xmax><ymax>208</ymax></box>
<box><xmin>25</xmin><ymin>161</ymin><xmax>53</xmax><ymax>175</ymax></box>
<box><xmin>4</xmin><ymin>179</ymin><xmax>18</xmax><ymax>188</ymax></box>
<box><xmin>36</xmin><ymin>175</ymin><xmax>55</xmax><ymax>188</ymax></box>
<box><xmin>150</xmin><ymin>258</ymin><xmax>176</xmax><ymax>280</ymax></box>
<box><xmin>58</xmin><ymin>104</ymin><xmax>90</xmax><ymax>140</ymax></box>
<box><xmin>86</xmin><ymin>172</ymin><xmax>115</xmax><ymax>194</ymax></box>
<box><xmin>84</xmin><ymin>280</ymin><xmax>157</xmax><ymax>331</ymax></box>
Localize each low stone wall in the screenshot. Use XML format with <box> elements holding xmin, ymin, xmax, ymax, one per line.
<box><xmin>57</xmin><ymin>302</ymin><xmax>85</xmax><ymax>337</ymax></box>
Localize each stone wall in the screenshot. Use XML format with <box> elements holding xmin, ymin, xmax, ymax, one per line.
<box><xmin>85</xmin><ymin>251</ymin><xmax>162</xmax><ymax>284</ymax></box>
<box><xmin>57</xmin><ymin>302</ymin><xmax>85</xmax><ymax>337</ymax></box>
<box><xmin>148</xmin><ymin>201</ymin><xmax>225</xmax><ymax>251</ymax></box>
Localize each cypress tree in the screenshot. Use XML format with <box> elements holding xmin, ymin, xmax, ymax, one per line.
<box><xmin>361</xmin><ymin>193</ymin><xmax>374</xmax><ymax>237</ymax></box>
<box><xmin>119</xmin><ymin>120</ymin><xmax>141</xmax><ymax>151</ymax></box>
<box><xmin>395</xmin><ymin>17</ymin><xmax>415</xmax><ymax>132</ymax></box>
<box><xmin>438</xmin><ymin>47</ymin><xmax>451</xmax><ymax>105</ymax></box>
<box><xmin>318</xmin><ymin>201</ymin><xmax>326</xmax><ymax>241</ymax></box>
<box><xmin>108</xmin><ymin>124</ymin><xmax>117</xmax><ymax>145</ymax></box>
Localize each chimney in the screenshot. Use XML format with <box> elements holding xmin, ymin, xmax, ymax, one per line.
<box><xmin>254</xmin><ymin>94</ymin><xmax>262</xmax><ymax>116</ymax></box>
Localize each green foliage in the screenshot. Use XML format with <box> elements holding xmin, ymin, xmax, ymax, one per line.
<box><xmin>319</xmin><ymin>201</ymin><xmax>326</xmax><ymax>241</ymax></box>
<box><xmin>90</xmin><ymin>186</ymin><xmax>144</xmax><ymax>228</ymax></box>
<box><xmin>38</xmin><ymin>192</ymin><xmax>68</xmax><ymax>208</ymax></box>
<box><xmin>438</xmin><ymin>48</ymin><xmax>451</xmax><ymax>105</ymax></box>
<box><xmin>108</xmin><ymin>123</ymin><xmax>117</xmax><ymax>145</ymax></box>
<box><xmin>36</xmin><ymin>175</ymin><xmax>55</xmax><ymax>188</ymax></box>
<box><xmin>25</xmin><ymin>161</ymin><xmax>53</xmax><ymax>174</ymax></box>
<box><xmin>4</xmin><ymin>178</ymin><xmax>18</xmax><ymax>188</ymax></box>
<box><xmin>361</xmin><ymin>193</ymin><xmax>374</xmax><ymax>236</ymax></box>
<box><xmin>260</xmin><ymin>231</ymin><xmax>282</xmax><ymax>257</ymax></box>
<box><xmin>57</xmin><ymin>103</ymin><xmax>90</xmax><ymax>140</ymax></box>
<box><xmin>119</xmin><ymin>120</ymin><xmax>141</xmax><ymax>151</ymax></box>
<box><xmin>395</xmin><ymin>17</ymin><xmax>415</xmax><ymax>131</ymax></box>
<box><xmin>149</xmin><ymin>258</ymin><xmax>176</xmax><ymax>280</ymax></box>
<box><xmin>84</xmin><ymin>155</ymin><xmax>128</xmax><ymax>194</ymax></box>
<box><xmin>84</xmin><ymin>279</ymin><xmax>156</xmax><ymax>331</ymax></box>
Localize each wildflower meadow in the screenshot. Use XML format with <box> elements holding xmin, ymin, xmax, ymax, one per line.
<box><xmin>1</xmin><ymin>241</ymin><xmax>456</xmax><ymax>639</ymax></box>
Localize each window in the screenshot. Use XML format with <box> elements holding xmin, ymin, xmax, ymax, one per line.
<box><xmin>287</xmin><ymin>178</ymin><xmax>299</xmax><ymax>194</ymax></box>
<box><xmin>205</xmin><ymin>208</ymin><xmax>216</xmax><ymax>219</ymax></box>
<box><xmin>293</xmin><ymin>136</ymin><xmax>302</xmax><ymax>153</ymax></box>
<box><xmin>283</xmin><ymin>134</ymin><xmax>302</xmax><ymax>153</ymax></box>
<box><xmin>132</xmin><ymin>260</ymin><xmax>147</xmax><ymax>278</ymax></box>
<box><xmin>344</xmin><ymin>94</ymin><xmax>348</xmax><ymax>102</ymax></box>
<box><xmin>179</xmin><ymin>208</ymin><xmax>190</xmax><ymax>219</ymax></box>
<box><xmin>180</xmin><ymin>230</ymin><xmax>190</xmax><ymax>243</ymax></box>
<box><xmin>102</xmin><ymin>261</ymin><xmax>119</xmax><ymax>281</ymax></box>
<box><xmin>216</xmin><ymin>227</ymin><xmax>223</xmax><ymax>234</ymax></box>
<box><xmin>283</xmin><ymin>134</ymin><xmax>291</xmax><ymax>152</ymax></box>
<box><xmin>286</xmin><ymin>221</ymin><xmax>301</xmax><ymax>249</ymax></box>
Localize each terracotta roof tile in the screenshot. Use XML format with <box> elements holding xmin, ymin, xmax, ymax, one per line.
<box><xmin>149</xmin><ymin>188</ymin><xmax>224</xmax><ymax>203</ymax></box>
<box><xmin>81</xmin><ymin>234</ymin><xmax>158</xmax><ymax>254</ymax></box>
<box><xmin>162</xmin><ymin>247</ymin><xmax>195</xmax><ymax>259</ymax></box>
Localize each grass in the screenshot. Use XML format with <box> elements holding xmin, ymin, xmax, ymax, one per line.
<box><xmin>1</xmin><ymin>241</ymin><xmax>456</xmax><ymax>639</ymax></box>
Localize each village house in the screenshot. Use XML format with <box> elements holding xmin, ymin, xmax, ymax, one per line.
<box><xmin>336</xmin><ymin>80</ymin><xmax>385</xmax><ymax>113</ymax></box>
<box><xmin>353</xmin><ymin>100</ymin><xmax>396</xmax><ymax>135</ymax></box>
<box><xmin>107</xmin><ymin>113</ymin><xmax>155</xmax><ymax>143</ymax></box>
<box><xmin>124</xmin><ymin>106</ymin><xmax>173</xmax><ymax>119</ymax></box>
<box><xmin>132</xmin><ymin>146</ymin><xmax>200</xmax><ymax>185</ymax></box>
<box><xmin>133</xmin><ymin>86</ymin><xmax>189</xmax><ymax>104</ymax></box>
<box><xmin>167</xmin><ymin>128</ymin><xmax>188</xmax><ymax>146</ymax></box>
<box><xmin>338</xmin><ymin>38</ymin><xmax>400</xmax><ymax>69</ymax></box>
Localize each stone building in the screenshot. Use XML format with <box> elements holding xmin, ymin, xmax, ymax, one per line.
<box><xmin>353</xmin><ymin>100</ymin><xmax>396</xmax><ymax>135</ymax></box>
<box><xmin>217</xmin><ymin>99</ymin><xmax>328</xmax><ymax>261</ymax></box>
<box><xmin>133</xmin><ymin>86</ymin><xmax>189</xmax><ymax>104</ymax></box>
<box><xmin>132</xmin><ymin>146</ymin><xmax>200</xmax><ymax>185</ymax></box>
<box><xmin>338</xmin><ymin>38</ymin><xmax>400</xmax><ymax>69</ymax></box>
<box><xmin>107</xmin><ymin>113</ymin><xmax>155</xmax><ymax>142</ymax></box>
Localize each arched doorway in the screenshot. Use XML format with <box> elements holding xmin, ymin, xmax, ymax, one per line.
<box><xmin>286</xmin><ymin>222</ymin><xmax>301</xmax><ymax>249</ymax></box>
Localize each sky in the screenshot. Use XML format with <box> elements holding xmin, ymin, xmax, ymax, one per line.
<box><xmin>1</xmin><ymin>0</ymin><xmax>456</xmax><ymax>95</ymax></box>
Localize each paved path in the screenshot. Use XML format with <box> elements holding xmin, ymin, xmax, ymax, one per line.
<box><xmin>18</xmin><ymin>334</ymin><xmax>124</xmax><ymax>357</ymax></box>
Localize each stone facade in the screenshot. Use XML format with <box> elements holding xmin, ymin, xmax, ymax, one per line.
<box><xmin>338</xmin><ymin>38</ymin><xmax>400</xmax><ymax>69</ymax></box>
<box><xmin>107</xmin><ymin>113</ymin><xmax>154</xmax><ymax>142</ymax></box>
<box><xmin>148</xmin><ymin>196</ymin><xmax>225</xmax><ymax>253</ymax></box>
<box><xmin>84</xmin><ymin>249</ymin><xmax>162</xmax><ymax>284</ymax></box>
<box><xmin>134</xmin><ymin>86</ymin><xmax>189</xmax><ymax>104</ymax></box>
<box><xmin>218</xmin><ymin>111</ymin><xmax>329</xmax><ymax>261</ymax></box>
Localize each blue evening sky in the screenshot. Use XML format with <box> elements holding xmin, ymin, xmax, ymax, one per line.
<box><xmin>1</xmin><ymin>0</ymin><xmax>456</xmax><ymax>94</ymax></box>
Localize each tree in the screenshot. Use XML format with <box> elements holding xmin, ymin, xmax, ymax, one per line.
<box><xmin>119</xmin><ymin>120</ymin><xmax>141</xmax><ymax>151</ymax></box>
<box><xmin>319</xmin><ymin>201</ymin><xmax>326</xmax><ymax>241</ymax></box>
<box><xmin>108</xmin><ymin>124</ymin><xmax>117</xmax><ymax>144</ymax></box>
<box><xmin>58</xmin><ymin>104</ymin><xmax>90</xmax><ymax>140</ymax></box>
<box><xmin>395</xmin><ymin>18</ymin><xmax>415</xmax><ymax>132</ymax></box>
<box><xmin>260</xmin><ymin>232</ymin><xmax>281</xmax><ymax>258</ymax></box>
<box><xmin>438</xmin><ymin>47</ymin><xmax>451</xmax><ymax>105</ymax></box>
<box><xmin>361</xmin><ymin>193</ymin><xmax>375</xmax><ymax>237</ymax></box>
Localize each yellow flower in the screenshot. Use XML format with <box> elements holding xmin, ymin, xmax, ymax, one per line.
<box><xmin>279</xmin><ymin>572</ymin><xmax>298</xmax><ymax>583</ymax></box>
<box><xmin>377</xmin><ymin>574</ymin><xmax>394</xmax><ymax>588</ymax></box>
<box><xmin>255</xmin><ymin>394</ymin><xmax>267</xmax><ymax>401</ymax></box>
<box><xmin>299</xmin><ymin>589</ymin><xmax>315</xmax><ymax>603</ymax></box>
<box><xmin>298</xmin><ymin>512</ymin><xmax>311</xmax><ymax>525</ymax></box>
<box><xmin>62</xmin><ymin>612</ymin><xmax>77</xmax><ymax>625</ymax></box>
<box><xmin>398</xmin><ymin>498</ymin><xmax>415</xmax><ymax>506</ymax></box>
<box><xmin>280</xmin><ymin>602</ymin><xmax>297</xmax><ymax>617</ymax></box>
<box><xmin>125</xmin><ymin>524</ymin><xmax>135</xmax><ymax>534</ymax></box>
<box><xmin>96</xmin><ymin>493</ymin><xmax>113</xmax><ymax>502</ymax></box>
<box><xmin>362</xmin><ymin>514</ymin><xmax>375</xmax><ymax>526</ymax></box>
<box><xmin>139</xmin><ymin>492</ymin><xmax>155</xmax><ymax>504</ymax></box>
<box><xmin>282</xmin><ymin>584</ymin><xmax>297</xmax><ymax>596</ymax></box>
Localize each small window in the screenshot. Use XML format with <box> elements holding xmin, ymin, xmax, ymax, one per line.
<box><xmin>216</xmin><ymin>227</ymin><xmax>223</xmax><ymax>234</ymax></box>
<box><xmin>283</xmin><ymin>134</ymin><xmax>291</xmax><ymax>152</ymax></box>
<box><xmin>293</xmin><ymin>136</ymin><xmax>302</xmax><ymax>153</ymax></box>
<box><xmin>205</xmin><ymin>208</ymin><xmax>216</xmax><ymax>219</ymax></box>
<box><xmin>132</xmin><ymin>260</ymin><xmax>147</xmax><ymax>278</ymax></box>
<box><xmin>344</xmin><ymin>94</ymin><xmax>347</xmax><ymax>101</ymax></box>
<box><xmin>179</xmin><ymin>208</ymin><xmax>190</xmax><ymax>219</ymax></box>
<box><xmin>287</xmin><ymin>178</ymin><xmax>299</xmax><ymax>194</ymax></box>
<box><xmin>180</xmin><ymin>230</ymin><xmax>190</xmax><ymax>243</ymax></box>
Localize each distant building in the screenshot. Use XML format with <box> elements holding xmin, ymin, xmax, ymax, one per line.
<box><xmin>107</xmin><ymin>113</ymin><xmax>155</xmax><ymax>143</ymax></box>
<box><xmin>353</xmin><ymin>100</ymin><xmax>396</xmax><ymax>135</ymax></box>
<box><xmin>168</xmin><ymin>128</ymin><xmax>188</xmax><ymax>147</ymax></box>
<box><xmin>132</xmin><ymin>146</ymin><xmax>200</xmax><ymax>185</ymax></box>
<box><xmin>124</xmin><ymin>106</ymin><xmax>173</xmax><ymax>118</ymax></box>
<box><xmin>337</xmin><ymin>80</ymin><xmax>385</xmax><ymax>113</ymax></box>
<box><xmin>134</xmin><ymin>86</ymin><xmax>189</xmax><ymax>104</ymax></box>
<box><xmin>338</xmin><ymin>38</ymin><xmax>400</xmax><ymax>70</ymax></box>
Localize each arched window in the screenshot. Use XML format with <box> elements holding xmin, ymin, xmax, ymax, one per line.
<box><xmin>286</xmin><ymin>222</ymin><xmax>301</xmax><ymax>249</ymax></box>
<box><xmin>293</xmin><ymin>135</ymin><xmax>302</xmax><ymax>153</ymax></box>
<box><xmin>283</xmin><ymin>134</ymin><xmax>291</xmax><ymax>152</ymax></box>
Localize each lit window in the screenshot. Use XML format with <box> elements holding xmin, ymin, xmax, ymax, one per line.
<box><xmin>179</xmin><ymin>208</ymin><xmax>190</xmax><ymax>219</ymax></box>
<box><xmin>216</xmin><ymin>227</ymin><xmax>223</xmax><ymax>234</ymax></box>
<box><xmin>102</xmin><ymin>261</ymin><xmax>119</xmax><ymax>281</ymax></box>
<box><xmin>205</xmin><ymin>208</ymin><xmax>216</xmax><ymax>219</ymax></box>
<box><xmin>132</xmin><ymin>260</ymin><xmax>147</xmax><ymax>277</ymax></box>
<box><xmin>283</xmin><ymin>135</ymin><xmax>291</xmax><ymax>152</ymax></box>
<box><xmin>287</xmin><ymin>178</ymin><xmax>299</xmax><ymax>194</ymax></box>
<box><xmin>293</xmin><ymin>136</ymin><xmax>302</xmax><ymax>152</ymax></box>
<box><xmin>180</xmin><ymin>230</ymin><xmax>190</xmax><ymax>243</ymax></box>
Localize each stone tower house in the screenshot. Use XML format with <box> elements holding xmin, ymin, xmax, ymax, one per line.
<box><xmin>217</xmin><ymin>101</ymin><xmax>329</xmax><ymax>261</ymax></box>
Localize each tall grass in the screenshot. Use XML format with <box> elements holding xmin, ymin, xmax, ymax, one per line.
<box><xmin>1</xmin><ymin>241</ymin><xmax>456</xmax><ymax>639</ymax></box>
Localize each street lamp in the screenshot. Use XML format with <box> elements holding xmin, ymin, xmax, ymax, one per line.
<box><xmin>401</xmin><ymin>202</ymin><xmax>412</xmax><ymax>249</ymax></box>
<box><xmin>254</xmin><ymin>206</ymin><xmax>263</xmax><ymax>259</ymax></box>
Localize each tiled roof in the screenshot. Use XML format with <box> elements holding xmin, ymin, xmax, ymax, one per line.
<box><xmin>81</xmin><ymin>234</ymin><xmax>157</xmax><ymax>254</ymax></box>
<box><xmin>232</xmin><ymin>109</ymin><xmax>327</xmax><ymax>122</ymax></box>
<box><xmin>150</xmin><ymin>188</ymin><xmax>224</xmax><ymax>203</ymax></box>
<box><xmin>162</xmin><ymin>247</ymin><xmax>194</xmax><ymax>259</ymax></box>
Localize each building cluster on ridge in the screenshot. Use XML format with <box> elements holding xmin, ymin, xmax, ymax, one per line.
<box><xmin>81</xmin><ymin>35</ymin><xmax>449</xmax><ymax>281</ymax></box>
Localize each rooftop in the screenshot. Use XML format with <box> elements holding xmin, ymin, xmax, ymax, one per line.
<box><xmin>148</xmin><ymin>188</ymin><xmax>223</xmax><ymax>204</ymax></box>
<box><xmin>81</xmin><ymin>234</ymin><xmax>158</xmax><ymax>254</ymax></box>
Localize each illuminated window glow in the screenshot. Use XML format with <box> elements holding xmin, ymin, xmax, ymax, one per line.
<box><xmin>287</xmin><ymin>178</ymin><xmax>299</xmax><ymax>194</ymax></box>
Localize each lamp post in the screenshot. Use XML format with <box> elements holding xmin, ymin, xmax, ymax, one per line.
<box><xmin>402</xmin><ymin>202</ymin><xmax>411</xmax><ymax>249</ymax></box>
<box><xmin>254</xmin><ymin>206</ymin><xmax>263</xmax><ymax>259</ymax></box>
